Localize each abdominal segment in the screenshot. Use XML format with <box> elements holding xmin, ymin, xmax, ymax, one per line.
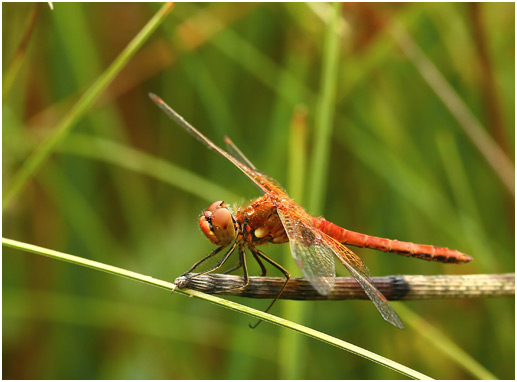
<box><xmin>312</xmin><ymin>218</ymin><xmax>472</xmax><ymax>264</ymax></box>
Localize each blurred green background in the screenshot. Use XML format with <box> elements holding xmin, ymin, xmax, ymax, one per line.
<box><xmin>3</xmin><ymin>2</ymin><xmax>514</xmax><ymax>379</ymax></box>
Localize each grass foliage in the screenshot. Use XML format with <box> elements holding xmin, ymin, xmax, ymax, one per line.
<box><xmin>3</xmin><ymin>3</ymin><xmax>514</xmax><ymax>379</ymax></box>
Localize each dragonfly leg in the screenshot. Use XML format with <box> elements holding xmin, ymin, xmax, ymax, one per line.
<box><xmin>239</xmin><ymin>245</ymin><xmax>250</xmax><ymax>288</ymax></box>
<box><xmin>223</xmin><ymin>243</ymin><xmax>258</xmax><ymax>276</ymax></box>
<box><xmin>248</xmin><ymin>247</ymin><xmax>291</xmax><ymax>329</ymax></box>
<box><xmin>177</xmin><ymin>242</ymin><xmax>238</xmax><ymax>286</ymax></box>
<box><xmin>218</xmin><ymin>244</ymin><xmax>251</xmax><ymax>293</ymax></box>
<box><xmin>182</xmin><ymin>246</ymin><xmax>224</xmax><ymax>275</ymax></box>
<box><xmin>222</xmin><ymin>264</ymin><xmax>241</xmax><ymax>274</ymax></box>
<box><xmin>223</xmin><ymin>264</ymin><xmax>242</xmax><ymax>275</ymax></box>
<box><xmin>223</xmin><ymin>248</ymin><xmax>245</xmax><ymax>274</ymax></box>
<box><xmin>251</xmin><ymin>249</ymin><xmax>268</xmax><ymax>276</ymax></box>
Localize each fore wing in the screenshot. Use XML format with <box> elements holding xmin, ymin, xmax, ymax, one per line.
<box><xmin>150</xmin><ymin>93</ymin><xmax>282</xmax><ymax>195</ymax></box>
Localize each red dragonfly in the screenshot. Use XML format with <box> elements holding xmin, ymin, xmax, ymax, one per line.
<box><xmin>150</xmin><ymin>94</ymin><xmax>472</xmax><ymax>329</ymax></box>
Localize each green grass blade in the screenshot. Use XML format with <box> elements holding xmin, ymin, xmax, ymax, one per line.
<box><xmin>3</xmin><ymin>2</ymin><xmax>176</xmax><ymax>210</ymax></box>
<box><xmin>390</xmin><ymin>22</ymin><xmax>514</xmax><ymax>196</ymax></box>
<box><xmin>202</xmin><ymin>15</ymin><xmax>314</xmax><ymax>107</ymax></box>
<box><xmin>279</xmin><ymin>106</ymin><xmax>309</xmax><ymax>380</ymax></box>
<box><xmin>435</xmin><ymin>130</ymin><xmax>496</xmax><ymax>269</ymax></box>
<box><xmin>2</xmin><ymin>4</ymin><xmax>40</xmax><ymax>97</ymax></box>
<box><xmin>307</xmin><ymin>2</ymin><xmax>341</xmax><ymax>214</ymax></box>
<box><xmin>2</xmin><ymin>237</ymin><xmax>432</xmax><ymax>380</ymax></box>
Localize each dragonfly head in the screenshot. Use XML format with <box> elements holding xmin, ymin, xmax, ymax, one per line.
<box><xmin>199</xmin><ymin>201</ymin><xmax>237</xmax><ymax>247</ymax></box>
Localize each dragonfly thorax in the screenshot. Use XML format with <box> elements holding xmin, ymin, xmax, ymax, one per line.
<box><xmin>237</xmin><ymin>196</ymin><xmax>289</xmax><ymax>245</ymax></box>
<box><xmin>199</xmin><ymin>201</ymin><xmax>238</xmax><ymax>246</ymax></box>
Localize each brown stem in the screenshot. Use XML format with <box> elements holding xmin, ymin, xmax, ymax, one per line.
<box><xmin>177</xmin><ymin>273</ymin><xmax>515</xmax><ymax>301</ymax></box>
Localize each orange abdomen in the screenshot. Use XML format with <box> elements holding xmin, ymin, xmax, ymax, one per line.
<box><xmin>312</xmin><ymin>218</ymin><xmax>472</xmax><ymax>264</ymax></box>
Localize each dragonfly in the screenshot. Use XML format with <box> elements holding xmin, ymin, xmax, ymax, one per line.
<box><xmin>149</xmin><ymin>93</ymin><xmax>472</xmax><ymax>329</ymax></box>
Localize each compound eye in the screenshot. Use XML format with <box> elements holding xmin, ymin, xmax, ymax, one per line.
<box><xmin>206</xmin><ymin>200</ymin><xmax>225</xmax><ymax>214</ymax></box>
<box><xmin>210</xmin><ymin>207</ymin><xmax>236</xmax><ymax>246</ymax></box>
<box><xmin>199</xmin><ymin>201</ymin><xmax>236</xmax><ymax>246</ymax></box>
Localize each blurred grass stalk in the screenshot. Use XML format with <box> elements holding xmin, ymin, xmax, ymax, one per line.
<box><xmin>309</xmin><ymin>2</ymin><xmax>513</xmax><ymax>196</ymax></box>
<box><xmin>2</xmin><ymin>2</ymin><xmax>176</xmax><ymax>210</ymax></box>
<box><xmin>279</xmin><ymin>3</ymin><xmax>341</xmax><ymax>378</ymax></box>
<box><xmin>279</xmin><ymin>105</ymin><xmax>309</xmax><ymax>379</ymax></box>
<box><xmin>390</xmin><ymin>22</ymin><xmax>514</xmax><ymax>196</ymax></box>
<box><xmin>2</xmin><ymin>4</ymin><xmax>40</xmax><ymax>97</ymax></box>
<box><xmin>2</xmin><ymin>237</ymin><xmax>431</xmax><ymax>380</ymax></box>
<box><xmin>307</xmin><ymin>2</ymin><xmax>341</xmax><ymax>215</ymax></box>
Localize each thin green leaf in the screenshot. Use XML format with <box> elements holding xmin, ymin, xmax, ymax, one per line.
<box><xmin>3</xmin><ymin>2</ymin><xmax>176</xmax><ymax>209</ymax></box>
<box><xmin>307</xmin><ymin>1</ymin><xmax>341</xmax><ymax>214</ymax></box>
<box><xmin>2</xmin><ymin>237</ymin><xmax>432</xmax><ymax>380</ymax></box>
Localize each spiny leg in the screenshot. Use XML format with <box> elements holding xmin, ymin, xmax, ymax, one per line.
<box><xmin>240</xmin><ymin>245</ymin><xmax>250</xmax><ymax>288</ymax></box>
<box><xmin>222</xmin><ymin>256</ymin><xmax>243</xmax><ymax>275</ymax></box>
<box><xmin>222</xmin><ymin>240</ymin><xmax>254</xmax><ymax>275</ymax></box>
<box><xmin>250</xmin><ymin>249</ymin><xmax>268</xmax><ymax>276</ymax></box>
<box><xmin>182</xmin><ymin>246</ymin><xmax>224</xmax><ymax>275</ymax></box>
<box><xmin>179</xmin><ymin>241</ymin><xmax>238</xmax><ymax>284</ymax></box>
<box><xmin>220</xmin><ymin>244</ymin><xmax>251</xmax><ymax>293</ymax></box>
<box><xmin>223</xmin><ymin>244</ymin><xmax>267</xmax><ymax>276</ymax></box>
<box><xmin>222</xmin><ymin>264</ymin><xmax>241</xmax><ymax>274</ymax></box>
<box><xmin>248</xmin><ymin>247</ymin><xmax>291</xmax><ymax>329</ymax></box>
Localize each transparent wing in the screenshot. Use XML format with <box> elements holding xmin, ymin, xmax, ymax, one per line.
<box><xmin>330</xmin><ymin>239</ymin><xmax>404</xmax><ymax>329</ymax></box>
<box><xmin>278</xmin><ymin>205</ymin><xmax>404</xmax><ymax>329</ymax></box>
<box><xmin>223</xmin><ymin>136</ymin><xmax>288</xmax><ymax>194</ymax></box>
<box><xmin>150</xmin><ymin>93</ymin><xmax>283</xmax><ymax>195</ymax></box>
<box><xmin>277</xmin><ymin>207</ymin><xmax>336</xmax><ymax>295</ymax></box>
<box><xmin>224</xmin><ymin>136</ymin><xmax>258</xmax><ymax>170</ymax></box>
